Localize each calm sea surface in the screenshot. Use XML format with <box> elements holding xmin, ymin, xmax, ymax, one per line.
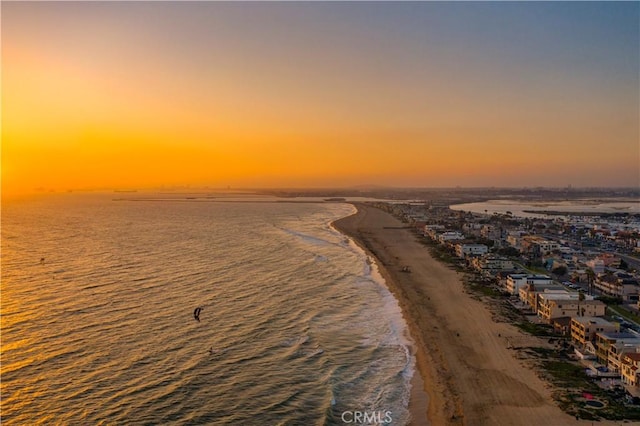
<box><xmin>1</xmin><ymin>194</ymin><xmax>413</xmax><ymax>425</ymax></box>
<box><xmin>450</xmin><ymin>199</ymin><xmax>640</xmax><ymax>218</ymax></box>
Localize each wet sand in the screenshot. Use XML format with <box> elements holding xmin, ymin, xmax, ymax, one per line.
<box><xmin>333</xmin><ymin>203</ymin><xmax>582</xmax><ymax>425</ymax></box>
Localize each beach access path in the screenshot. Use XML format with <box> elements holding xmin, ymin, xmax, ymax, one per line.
<box><xmin>333</xmin><ymin>203</ymin><xmax>606</xmax><ymax>426</ymax></box>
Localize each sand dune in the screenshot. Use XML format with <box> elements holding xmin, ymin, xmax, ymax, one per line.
<box><xmin>333</xmin><ymin>203</ymin><xmax>589</xmax><ymax>426</ymax></box>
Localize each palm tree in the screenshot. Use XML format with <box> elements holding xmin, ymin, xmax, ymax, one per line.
<box><xmin>578</xmin><ymin>291</ymin><xmax>586</xmax><ymax>317</ymax></box>
<box><xmin>586</xmin><ymin>268</ymin><xmax>596</xmax><ymax>296</ymax></box>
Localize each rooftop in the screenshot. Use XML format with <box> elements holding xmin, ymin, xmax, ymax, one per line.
<box><xmin>597</xmin><ymin>332</ymin><xmax>640</xmax><ymax>340</ymax></box>
<box><xmin>572</xmin><ymin>317</ymin><xmax>616</xmax><ymax>327</ymax></box>
<box><xmin>624</xmin><ymin>353</ymin><xmax>640</xmax><ymax>362</ymax></box>
<box><xmin>540</xmin><ymin>293</ymin><xmax>597</xmax><ymax>301</ymax></box>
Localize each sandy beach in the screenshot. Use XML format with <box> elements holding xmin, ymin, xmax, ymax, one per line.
<box><xmin>333</xmin><ymin>203</ymin><xmax>583</xmax><ymax>426</ymax></box>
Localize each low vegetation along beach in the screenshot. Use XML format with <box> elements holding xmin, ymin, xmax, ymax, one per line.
<box><xmin>334</xmin><ymin>203</ymin><xmax>622</xmax><ymax>426</ymax></box>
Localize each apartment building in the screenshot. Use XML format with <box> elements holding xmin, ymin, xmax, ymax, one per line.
<box><xmin>506</xmin><ymin>274</ymin><xmax>551</xmax><ymax>295</ymax></box>
<box><xmin>521</xmin><ymin>236</ymin><xmax>559</xmax><ymax>255</ymax></box>
<box><xmin>595</xmin><ymin>272</ymin><xmax>640</xmax><ymax>302</ymax></box>
<box><xmin>621</xmin><ymin>352</ymin><xmax>640</xmax><ymax>387</ymax></box>
<box><xmin>455</xmin><ymin>243</ymin><xmax>488</xmax><ymax>259</ymax></box>
<box><xmin>609</xmin><ymin>342</ymin><xmax>640</xmax><ymax>373</ymax></box>
<box><xmin>537</xmin><ymin>294</ymin><xmax>605</xmax><ymax>323</ymax></box>
<box><xmin>423</xmin><ymin>224</ymin><xmax>446</xmax><ymax>239</ymax></box>
<box><xmin>471</xmin><ymin>256</ymin><xmax>513</xmax><ymax>273</ymax></box>
<box><xmin>438</xmin><ymin>231</ymin><xmax>465</xmax><ymax>244</ymax></box>
<box><xmin>595</xmin><ymin>332</ymin><xmax>640</xmax><ymax>365</ymax></box>
<box><xmin>570</xmin><ymin>317</ymin><xmax>619</xmax><ymax>347</ymax></box>
<box><xmin>518</xmin><ymin>284</ymin><xmax>566</xmax><ymax>313</ymax></box>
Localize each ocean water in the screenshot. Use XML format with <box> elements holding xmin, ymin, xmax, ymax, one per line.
<box><xmin>1</xmin><ymin>194</ymin><xmax>414</xmax><ymax>425</ymax></box>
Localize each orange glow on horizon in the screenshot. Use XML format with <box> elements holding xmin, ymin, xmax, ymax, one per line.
<box><xmin>3</xmin><ymin>2</ymin><xmax>638</xmax><ymax>198</ymax></box>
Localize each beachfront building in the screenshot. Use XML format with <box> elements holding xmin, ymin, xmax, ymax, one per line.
<box><xmin>609</xmin><ymin>342</ymin><xmax>640</xmax><ymax>373</ymax></box>
<box><xmin>571</xmin><ymin>317</ymin><xmax>619</xmax><ymax>347</ymax></box>
<box><xmin>471</xmin><ymin>256</ymin><xmax>513</xmax><ymax>274</ymax></box>
<box><xmin>553</xmin><ymin>317</ymin><xmax>573</xmax><ymax>336</ymax></box>
<box><xmin>423</xmin><ymin>224</ymin><xmax>446</xmax><ymax>239</ymax></box>
<box><xmin>574</xmin><ymin>341</ymin><xmax>598</xmax><ymax>360</ymax></box>
<box><xmin>506</xmin><ymin>274</ymin><xmax>528</xmax><ymax>295</ymax></box>
<box><xmin>455</xmin><ymin>243</ymin><xmax>488</xmax><ymax>259</ymax></box>
<box><xmin>505</xmin><ymin>274</ymin><xmax>551</xmax><ymax>296</ymax></box>
<box><xmin>518</xmin><ymin>284</ymin><xmax>566</xmax><ymax>313</ymax></box>
<box><xmin>621</xmin><ymin>353</ymin><xmax>640</xmax><ymax>387</ymax></box>
<box><xmin>595</xmin><ymin>332</ymin><xmax>640</xmax><ymax>366</ymax></box>
<box><xmin>537</xmin><ymin>294</ymin><xmax>605</xmax><ymax>323</ymax></box>
<box><xmin>438</xmin><ymin>231</ymin><xmax>465</xmax><ymax>244</ymax></box>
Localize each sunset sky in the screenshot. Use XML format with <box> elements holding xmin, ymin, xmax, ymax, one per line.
<box><xmin>2</xmin><ymin>2</ymin><xmax>639</xmax><ymax>196</ymax></box>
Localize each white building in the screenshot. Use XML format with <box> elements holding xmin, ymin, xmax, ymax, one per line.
<box><xmin>455</xmin><ymin>243</ymin><xmax>488</xmax><ymax>259</ymax></box>
<box><xmin>506</xmin><ymin>274</ymin><xmax>552</xmax><ymax>295</ymax></box>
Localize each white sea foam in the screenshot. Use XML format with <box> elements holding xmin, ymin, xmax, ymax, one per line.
<box><xmin>332</xmin><ymin>217</ymin><xmax>415</xmax><ymax>424</ymax></box>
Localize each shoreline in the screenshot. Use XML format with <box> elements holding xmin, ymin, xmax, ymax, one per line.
<box><xmin>332</xmin><ymin>202</ymin><xmax>585</xmax><ymax>425</ymax></box>
<box><xmin>332</xmin><ymin>203</ymin><xmax>451</xmax><ymax>425</ymax></box>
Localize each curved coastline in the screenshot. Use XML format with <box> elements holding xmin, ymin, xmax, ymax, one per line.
<box><xmin>330</xmin><ymin>204</ymin><xmax>424</xmax><ymax>426</ymax></box>
<box><xmin>332</xmin><ymin>202</ymin><xmax>584</xmax><ymax>426</ymax></box>
<box><xmin>332</xmin><ymin>204</ymin><xmax>441</xmax><ymax>426</ymax></box>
